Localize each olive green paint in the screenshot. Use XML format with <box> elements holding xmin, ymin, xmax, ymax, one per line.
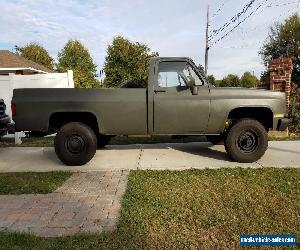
<box><xmin>12</xmin><ymin>57</ymin><xmax>286</xmax><ymax>136</ymax></box>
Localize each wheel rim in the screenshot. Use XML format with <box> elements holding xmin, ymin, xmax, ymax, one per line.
<box><xmin>66</xmin><ymin>134</ymin><xmax>85</xmax><ymax>154</ymax></box>
<box><xmin>236</xmin><ymin>130</ymin><xmax>258</xmax><ymax>154</ymax></box>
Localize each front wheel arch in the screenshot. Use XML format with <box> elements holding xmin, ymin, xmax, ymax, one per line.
<box><xmin>226</xmin><ymin>106</ymin><xmax>274</xmax><ymax>132</ymax></box>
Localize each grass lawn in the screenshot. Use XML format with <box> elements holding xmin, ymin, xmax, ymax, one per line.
<box><xmin>0</xmin><ymin>168</ymin><xmax>299</xmax><ymax>249</ymax></box>
<box><xmin>0</xmin><ymin>172</ymin><xmax>72</xmax><ymax>195</ymax></box>
<box><xmin>0</xmin><ymin>137</ymin><xmax>54</xmax><ymax>147</ymax></box>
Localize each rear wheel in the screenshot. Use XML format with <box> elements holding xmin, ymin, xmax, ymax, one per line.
<box><xmin>224</xmin><ymin>119</ymin><xmax>268</xmax><ymax>163</ymax></box>
<box><xmin>54</xmin><ymin>122</ymin><xmax>97</xmax><ymax>166</ymax></box>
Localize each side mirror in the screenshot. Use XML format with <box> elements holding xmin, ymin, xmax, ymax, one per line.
<box><xmin>191</xmin><ymin>85</ymin><xmax>198</xmax><ymax>95</ymax></box>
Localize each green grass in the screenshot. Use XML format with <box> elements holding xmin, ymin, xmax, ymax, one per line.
<box><xmin>0</xmin><ymin>137</ymin><xmax>54</xmax><ymax>147</ymax></box>
<box><xmin>0</xmin><ymin>168</ymin><xmax>299</xmax><ymax>249</ymax></box>
<box><xmin>0</xmin><ymin>172</ymin><xmax>72</xmax><ymax>195</ymax></box>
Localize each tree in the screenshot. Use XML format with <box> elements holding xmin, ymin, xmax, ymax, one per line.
<box><xmin>57</xmin><ymin>40</ymin><xmax>99</xmax><ymax>88</ymax></box>
<box><xmin>207</xmin><ymin>74</ymin><xmax>216</xmax><ymax>85</ymax></box>
<box><xmin>197</xmin><ymin>64</ymin><xmax>205</xmax><ymax>73</ymax></box>
<box><xmin>240</xmin><ymin>72</ymin><xmax>259</xmax><ymax>88</ymax></box>
<box><xmin>15</xmin><ymin>42</ymin><xmax>54</xmax><ymax>70</ymax></box>
<box><xmin>104</xmin><ymin>36</ymin><xmax>158</xmax><ymax>88</ymax></box>
<box><xmin>220</xmin><ymin>74</ymin><xmax>241</xmax><ymax>87</ymax></box>
<box><xmin>260</xmin><ymin>71</ymin><xmax>269</xmax><ymax>86</ymax></box>
<box><xmin>289</xmin><ymin>87</ymin><xmax>300</xmax><ymax>133</ymax></box>
<box><xmin>260</xmin><ymin>14</ymin><xmax>300</xmax><ymax>86</ymax></box>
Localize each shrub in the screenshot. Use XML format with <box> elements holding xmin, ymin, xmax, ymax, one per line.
<box><xmin>289</xmin><ymin>86</ymin><xmax>300</xmax><ymax>133</ymax></box>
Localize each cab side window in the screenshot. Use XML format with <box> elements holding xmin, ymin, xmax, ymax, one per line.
<box><xmin>157</xmin><ymin>61</ymin><xmax>204</xmax><ymax>88</ymax></box>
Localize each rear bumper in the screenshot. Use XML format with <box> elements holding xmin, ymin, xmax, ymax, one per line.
<box><xmin>0</xmin><ymin>115</ymin><xmax>14</xmax><ymax>136</ymax></box>
<box><xmin>0</xmin><ymin>115</ymin><xmax>10</xmax><ymax>126</ymax></box>
<box><xmin>277</xmin><ymin>117</ymin><xmax>292</xmax><ymax>131</ymax></box>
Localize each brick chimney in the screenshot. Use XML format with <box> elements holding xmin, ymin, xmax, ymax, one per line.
<box><xmin>268</xmin><ymin>57</ymin><xmax>293</xmax><ymax>110</ymax></box>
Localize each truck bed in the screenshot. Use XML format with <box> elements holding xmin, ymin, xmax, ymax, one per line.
<box><xmin>13</xmin><ymin>88</ymin><xmax>148</xmax><ymax>135</ymax></box>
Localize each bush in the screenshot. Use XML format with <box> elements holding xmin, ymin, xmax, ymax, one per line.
<box><xmin>289</xmin><ymin>86</ymin><xmax>300</xmax><ymax>133</ymax></box>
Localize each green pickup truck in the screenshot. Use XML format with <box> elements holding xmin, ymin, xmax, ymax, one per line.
<box><xmin>12</xmin><ymin>57</ymin><xmax>290</xmax><ymax>165</ymax></box>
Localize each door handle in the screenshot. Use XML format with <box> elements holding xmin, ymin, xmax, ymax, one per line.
<box><xmin>154</xmin><ymin>90</ymin><xmax>166</xmax><ymax>94</ymax></box>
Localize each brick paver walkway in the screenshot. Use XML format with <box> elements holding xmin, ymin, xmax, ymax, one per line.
<box><xmin>0</xmin><ymin>171</ymin><xmax>128</xmax><ymax>237</ymax></box>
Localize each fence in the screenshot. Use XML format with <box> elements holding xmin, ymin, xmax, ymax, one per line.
<box><xmin>0</xmin><ymin>70</ymin><xmax>74</xmax><ymax>118</ymax></box>
<box><xmin>0</xmin><ymin>70</ymin><xmax>74</xmax><ymax>143</ymax></box>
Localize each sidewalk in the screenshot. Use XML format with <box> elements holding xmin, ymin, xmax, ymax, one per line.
<box><xmin>0</xmin><ymin>141</ymin><xmax>299</xmax><ymax>172</ymax></box>
<box><xmin>0</xmin><ymin>171</ymin><xmax>128</xmax><ymax>237</ymax></box>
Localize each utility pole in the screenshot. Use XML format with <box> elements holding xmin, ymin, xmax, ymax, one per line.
<box><xmin>205</xmin><ymin>5</ymin><xmax>210</xmax><ymax>76</ymax></box>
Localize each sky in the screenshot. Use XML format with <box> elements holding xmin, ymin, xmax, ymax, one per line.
<box><xmin>0</xmin><ymin>0</ymin><xmax>299</xmax><ymax>79</ymax></box>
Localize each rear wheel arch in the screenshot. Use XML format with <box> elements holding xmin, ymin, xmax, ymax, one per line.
<box><xmin>48</xmin><ymin>112</ymin><xmax>101</xmax><ymax>135</ymax></box>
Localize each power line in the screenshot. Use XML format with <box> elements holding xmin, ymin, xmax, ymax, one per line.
<box><xmin>203</xmin><ymin>0</ymin><xmax>298</xmax><ymax>72</ymax></box>
<box><xmin>208</xmin><ymin>0</ymin><xmax>257</xmax><ymax>40</ymax></box>
<box><xmin>213</xmin><ymin>1</ymin><xmax>297</xmax><ymax>49</ymax></box>
<box><xmin>267</xmin><ymin>1</ymin><xmax>299</xmax><ymax>8</ymax></box>
<box><xmin>211</xmin><ymin>0</ymin><xmax>300</xmax><ymax>46</ymax></box>
<box><xmin>209</xmin><ymin>0</ymin><xmax>271</xmax><ymax>47</ymax></box>
<box><xmin>211</xmin><ymin>0</ymin><xmax>227</xmax><ymax>19</ymax></box>
<box><xmin>237</xmin><ymin>1</ymin><xmax>298</xmax><ymax>37</ymax></box>
<box><xmin>209</xmin><ymin>0</ymin><xmax>258</xmax><ymax>40</ymax></box>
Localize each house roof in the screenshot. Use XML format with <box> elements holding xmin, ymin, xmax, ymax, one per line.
<box><xmin>0</xmin><ymin>50</ymin><xmax>53</xmax><ymax>73</ymax></box>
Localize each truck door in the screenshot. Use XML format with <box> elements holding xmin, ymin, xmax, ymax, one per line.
<box><xmin>153</xmin><ymin>61</ymin><xmax>210</xmax><ymax>134</ymax></box>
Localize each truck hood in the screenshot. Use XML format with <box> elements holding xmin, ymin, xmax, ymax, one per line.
<box><xmin>210</xmin><ymin>87</ymin><xmax>286</xmax><ymax>100</ymax></box>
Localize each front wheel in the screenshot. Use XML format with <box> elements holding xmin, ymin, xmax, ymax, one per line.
<box><xmin>54</xmin><ymin>122</ymin><xmax>97</xmax><ymax>166</ymax></box>
<box><xmin>224</xmin><ymin>119</ymin><xmax>268</xmax><ymax>163</ymax></box>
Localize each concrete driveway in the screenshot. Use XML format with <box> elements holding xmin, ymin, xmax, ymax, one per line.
<box><xmin>0</xmin><ymin>141</ymin><xmax>299</xmax><ymax>172</ymax></box>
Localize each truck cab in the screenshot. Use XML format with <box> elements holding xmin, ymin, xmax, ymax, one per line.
<box><xmin>148</xmin><ymin>57</ymin><xmax>210</xmax><ymax>134</ymax></box>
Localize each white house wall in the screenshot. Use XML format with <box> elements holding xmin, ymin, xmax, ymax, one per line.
<box><xmin>0</xmin><ymin>70</ymin><xmax>74</xmax><ymax>118</ymax></box>
<box><xmin>0</xmin><ymin>75</ymin><xmax>12</xmax><ymax>117</ymax></box>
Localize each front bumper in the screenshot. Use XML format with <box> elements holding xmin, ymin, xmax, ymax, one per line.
<box><xmin>277</xmin><ymin>117</ymin><xmax>292</xmax><ymax>131</ymax></box>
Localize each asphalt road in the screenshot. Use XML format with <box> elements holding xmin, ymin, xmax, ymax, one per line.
<box><xmin>0</xmin><ymin>141</ymin><xmax>299</xmax><ymax>172</ymax></box>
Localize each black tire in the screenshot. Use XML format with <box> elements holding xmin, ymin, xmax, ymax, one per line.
<box><xmin>206</xmin><ymin>135</ymin><xmax>224</xmax><ymax>145</ymax></box>
<box><xmin>97</xmin><ymin>135</ymin><xmax>111</xmax><ymax>149</ymax></box>
<box><xmin>224</xmin><ymin>119</ymin><xmax>268</xmax><ymax>163</ymax></box>
<box><xmin>54</xmin><ymin>122</ymin><xmax>97</xmax><ymax>166</ymax></box>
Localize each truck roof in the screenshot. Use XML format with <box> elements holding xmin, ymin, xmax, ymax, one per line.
<box><xmin>150</xmin><ymin>57</ymin><xmax>194</xmax><ymax>63</ymax></box>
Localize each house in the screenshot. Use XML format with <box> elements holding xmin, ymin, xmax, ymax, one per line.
<box><xmin>0</xmin><ymin>50</ymin><xmax>74</xmax><ymax>143</ymax></box>
<box><xmin>0</xmin><ymin>50</ymin><xmax>53</xmax><ymax>75</ymax></box>
<box><xmin>0</xmin><ymin>50</ymin><xmax>74</xmax><ymax>117</ymax></box>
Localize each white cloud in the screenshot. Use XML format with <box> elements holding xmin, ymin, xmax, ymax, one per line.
<box><xmin>0</xmin><ymin>0</ymin><xmax>298</xmax><ymax>78</ymax></box>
